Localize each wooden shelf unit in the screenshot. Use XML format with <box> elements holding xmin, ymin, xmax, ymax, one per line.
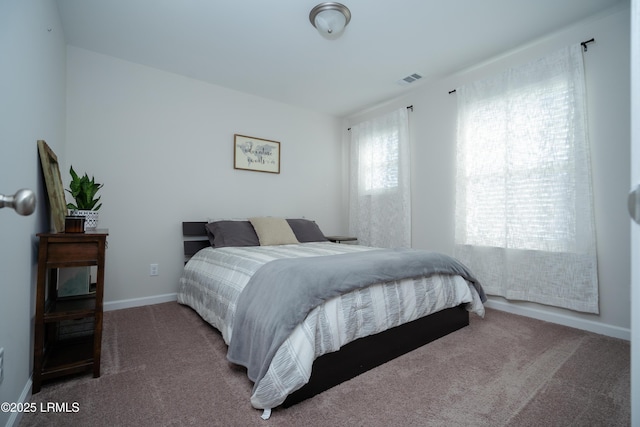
<box><xmin>33</xmin><ymin>230</ymin><xmax>108</xmax><ymax>393</ymax></box>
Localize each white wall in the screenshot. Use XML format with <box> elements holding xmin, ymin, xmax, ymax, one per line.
<box><xmin>0</xmin><ymin>1</ymin><xmax>66</xmax><ymax>426</ymax></box>
<box><xmin>65</xmin><ymin>47</ymin><xmax>345</xmax><ymax>305</ymax></box>
<box><xmin>347</xmin><ymin>5</ymin><xmax>631</xmax><ymax>338</ymax></box>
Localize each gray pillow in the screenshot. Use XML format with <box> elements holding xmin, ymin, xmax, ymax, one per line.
<box><xmin>205</xmin><ymin>221</ymin><xmax>260</xmax><ymax>248</ymax></box>
<box><xmin>286</xmin><ymin>218</ymin><xmax>327</xmax><ymax>242</ymax></box>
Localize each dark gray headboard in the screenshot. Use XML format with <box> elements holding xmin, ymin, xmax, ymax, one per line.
<box><xmin>182</xmin><ymin>221</ymin><xmax>209</xmax><ymax>263</ymax></box>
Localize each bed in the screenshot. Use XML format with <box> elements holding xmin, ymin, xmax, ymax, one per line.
<box><xmin>177</xmin><ymin>218</ymin><xmax>486</xmax><ymax>418</ymax></box>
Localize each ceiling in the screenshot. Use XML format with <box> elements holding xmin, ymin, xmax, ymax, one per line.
<box><xmin>55</xmin><ymin>0</ymin><xmax>625</xmax><ymax>117</ymax></box>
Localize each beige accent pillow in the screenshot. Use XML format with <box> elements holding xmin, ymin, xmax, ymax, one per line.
<box><xmin>249</xmin><ymin>217</ymin><xmax>299</xmax><ymax>246</ymax></box>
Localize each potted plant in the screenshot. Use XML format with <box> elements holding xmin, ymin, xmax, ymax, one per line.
<box><xmin>66</xmin><ymin>166</ymin><xmax>103</xmax><ymax>230</ymax></box>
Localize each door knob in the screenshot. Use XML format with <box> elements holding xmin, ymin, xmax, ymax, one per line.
<box><xmin>629</xmin><ymin>184</ymin><xmax>640</xmax><ymax>225</ymax></box>
<box><xmin>0</xmin><ymin>189</ymin><xmax>36</xmax><ymax>216</ymax></box>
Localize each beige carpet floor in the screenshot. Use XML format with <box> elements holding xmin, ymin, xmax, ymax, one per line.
<box><xmin>21</xmin><ymin>302</ymin><xmax>630</xmax><ymax>426</ymax></box>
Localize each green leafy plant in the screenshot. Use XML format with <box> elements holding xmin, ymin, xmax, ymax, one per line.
<box><xmin>66</xmin><ymin>166</ymin><xmax>103</xmax><ymax>211</ymax></box>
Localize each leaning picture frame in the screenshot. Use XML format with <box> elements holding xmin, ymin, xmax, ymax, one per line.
<box><xmin>37</xmin><ymin>140</ymin><xmax>67</xmax><ymax>232</ymax></box>
<box><xmin>233</xmin><ymin>134</ymin><xmax>280</xmax><ymax>174</ymax></box>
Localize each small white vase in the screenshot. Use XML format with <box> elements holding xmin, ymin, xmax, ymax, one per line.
<box><xmin>70</xmin><ymin>210</ymin><xmax>99</xmax><ymax>231</ymax></box>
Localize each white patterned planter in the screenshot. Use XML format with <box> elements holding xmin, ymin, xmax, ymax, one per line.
<box><xmin>70</xmin><ymin>210</ymin><xmax>99</xmax><ymax>231</ymax></box>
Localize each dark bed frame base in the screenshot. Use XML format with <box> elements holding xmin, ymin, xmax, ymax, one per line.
<box><xmin>181</xmin><ymin>222</ymin><xmax>470</xmax><ymax>407</ymax></box>
<box><xmin>282</xmin><ymin>304</ymin><xmax>468</xmax><ymax>407</ymax></box>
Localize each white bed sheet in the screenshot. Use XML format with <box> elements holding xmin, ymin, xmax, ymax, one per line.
<box><xmin>177</xmin><ymin>242</ymin><xmax>485</xmax><ymax>410</ymax></box>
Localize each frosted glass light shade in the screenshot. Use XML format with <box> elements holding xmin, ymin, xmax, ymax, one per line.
<box><xmin>314</xmin><ymin>10</ymin><xmax>346</xmax><ymax>38</ymax></box>
<box><xmin>309</xmin><ymin>3</ymin><xmax>351</xmax><ymax>40</ymax></box>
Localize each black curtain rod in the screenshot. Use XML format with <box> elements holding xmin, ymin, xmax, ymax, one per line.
<box><xmin>347</xmin><ymin>105</ymin><xmax>413</xmax><ymax>130</ymax></box>
<box><xmin>581</xmin><ymin>38</ymin><xmax>595</xmax><ymax>52</ymax></box>
<box><xmin>448</xmin><ymin>38</ymin><xmax>595</xmax><ymax>94</ymax></box>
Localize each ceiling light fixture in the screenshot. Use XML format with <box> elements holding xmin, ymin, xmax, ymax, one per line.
<box><xmin>309</xmin><ymin>2</ymin><xmax>351</xmax><ymax>40</ymax></box>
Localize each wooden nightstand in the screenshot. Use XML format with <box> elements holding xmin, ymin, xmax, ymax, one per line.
<box><xmin>325</xmin><ymin>235</ymin><xmax>358</xmax><ymax>243</ymax></box>
<box><xmin>33</xmin><ymin>229</ymin><xmax>108</xmax><ymax>393</ymax></box>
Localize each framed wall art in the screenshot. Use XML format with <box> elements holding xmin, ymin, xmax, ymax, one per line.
<box><xmin>234</xmin><ymin>134</ymin><xmax>280</xmax><ymax>174</ymax></box>
<box><xmin>37</xmin><ymin>139</ymin><xmax>67</xmax><ymax>232</ymax></box>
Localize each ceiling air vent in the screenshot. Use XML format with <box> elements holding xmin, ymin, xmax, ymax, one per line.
<box><xmin>397</xmin><ymin>72</ymin><xmax>423</xmax><ymax>86</ymax></box>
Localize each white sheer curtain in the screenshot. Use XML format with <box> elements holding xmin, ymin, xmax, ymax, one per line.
<box><xmin>349</xmin><ymin>107</ymin><xmax>411</xmax><ymax>248</ymax></box>
<box><xmin>455</xmin><ymin>44</ymin><xmax>599</xmax><ymax>313</ymax></box>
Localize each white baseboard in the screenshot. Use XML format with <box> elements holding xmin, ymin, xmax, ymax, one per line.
<box><xmin>104</xmin><ymin>293</ymin><xmax>177</xmax><ymax>312</ymax></box>
<box><xmin>485</xmin><ymin>298</ymin><xmax>630</xmax><ymax>341</ymax></box>
<box><xmin>6</xmin><ymin>378</ymin><xmax>32</xmax><ymax>427</ymax></box>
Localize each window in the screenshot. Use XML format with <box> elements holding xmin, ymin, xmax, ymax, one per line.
<box><xmin>458</xmin><ymin>76</ymin><xmax>576</xmax><ymax>252</ymax></box>
<box><xmin>360</xmin><ymin>128</ymin><xmax>400</xmax><ymax>192</ymax></box>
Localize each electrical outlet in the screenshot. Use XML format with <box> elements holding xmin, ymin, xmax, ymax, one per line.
<box><xmin>0</xmin><ymin>347</ymin><xmax>4</xmax><ymax>384</ymax></box>
<box><xmin>150</xmin><ymin>264</ymin><xmax>159</xmax><ymax>276</ymax></box>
